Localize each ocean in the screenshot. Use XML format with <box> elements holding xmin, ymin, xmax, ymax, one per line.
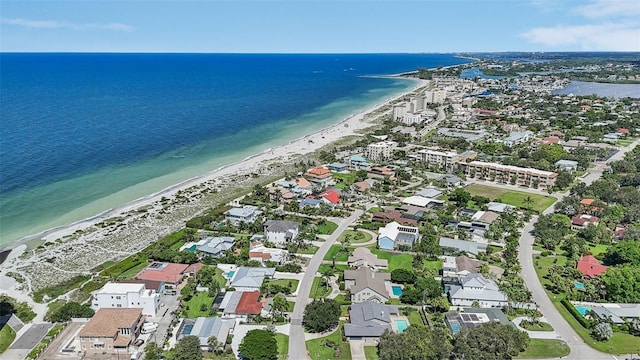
<box><xmin>0</xmin><ymin>53</ymin><xmax>470</xmax><ymax>247</ymax></box>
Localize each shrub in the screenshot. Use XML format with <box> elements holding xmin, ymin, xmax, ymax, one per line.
<box><xmin>561</xmin><ymin>299</ymin><xmax>591</xmax><ymax>328</ymax></box>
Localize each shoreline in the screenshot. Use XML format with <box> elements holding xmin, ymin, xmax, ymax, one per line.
<box><xmin>1</xmin><ymin>77</ymin><xmax>426</xmax><ymax>257</ymax></box>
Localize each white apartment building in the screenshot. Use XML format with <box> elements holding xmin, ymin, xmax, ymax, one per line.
<box><xmin>418</xmin><ymin>148</ymin><xmax>459</xmax><ymax>168</ymax></box>
<box><xmin>91</xmin><ymin>282</ymin><xmax>160</xmax><ymax>316</ymax></box>
<box><xmin>464</xmin><ymin>161</ymin><xmax>557</xmax><ymax>189</ymax></box>
<box><xmin>403</xmin><ymin>113</ymin><xmax>423</xmax><ymax>126</ymax></box>
<box><xmin>424</xmin><ymin>89</ymin><xmax>447</xmax><ymax>104</ymax></box>
<box><xmin>365</xmin><ymin>141</ymin><xmax>397</xmax><ymax>162</ymax></box>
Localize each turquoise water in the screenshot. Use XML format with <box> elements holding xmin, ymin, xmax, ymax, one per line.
<box><xmin>391</xmin><ymin>286</ymin><xmax>403</xmax><ymax>296</ymax></box>
<box><xmin>182</xmin><ymin>324</ymin><xmax>193</xmax><ymax>335</ymax></box>
<box><xmin>395</xmin><ymin>319</ymin><xmax>409</xmax><ymax>333</ymax></box>
<box><xmin>1</xmin><ymin>53</ymin><xmax>470</xmax><ymax>247</ymax></box>
<box><xmin>186</xmin><ymin>245</ymin><xmax>197</xmax><ymax>253</ymax></box>
<box><xmin>575</xmin><ymin>305</ymin><xmax>591</xmax><ymax>317</ymax></box>
<box><xmin>226</xmin><ymin>271</ymin><xmax>235</xmax><ymax>279</ymax></box>
<box><xmin>573</xmin><ymin>282</ymin><xmax>585</xmax><ymax>290</ymax></box>
<box><xmin>449</xmin><ymin>322</ymin><xmax>462</xmax><ymax>334</ymax></box>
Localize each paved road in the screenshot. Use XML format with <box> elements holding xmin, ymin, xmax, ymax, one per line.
<box><xmin>518</xmin><ymin>139</ymin><xmax>639</xmax><ymax>360</ymax></box>
<box><xmin>288</xmin><ymin>210</ymin><xmax>364</xmax><ymax>360</ymax></box>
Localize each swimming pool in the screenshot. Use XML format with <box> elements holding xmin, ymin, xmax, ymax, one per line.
<box><xmin>395</xmin><ymin>319</ymin><xmax>409</xmax><ymax>333</ymax></box>
<box><xmin>391</xmin><ymin>286</ymin><xmax>403</xmax><ymax>296</ymax></box>
<box><xmin>226</xmin><ymin>271</ymin><xmax>235</xmax><ymax>279</ymax></box>
<box><xmin>182</xmin><ymin>324</ymin><xmax>193</xmax><ymax>335</ymax></box>
<box><xmin>573</xmin><ymin>282</ymin><xmax>585</xmax><ymax>290</ymax></box>
<box><xmin>575</xmin><ymin>305</ymin><xmax>591</xmax><ymax>317</ymax></box>
<box><xmin>449</xmin><ymin>322</ymin><xmax>462</xmax><ymax>334</ymax></box>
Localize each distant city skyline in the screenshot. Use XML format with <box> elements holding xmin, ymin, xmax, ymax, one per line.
<box><xmin>1</xmin><ymin>0</ymin><xmax>639</xmax><ymax>53</ymax></box>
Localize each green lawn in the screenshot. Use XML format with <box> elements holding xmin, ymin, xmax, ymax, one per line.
<box><xmin>296</xmin><ymin>246</ymin><xmax>319</xmax><ymax>255</ymax></box>
<box><xmin>213</xmin><ymin>267</ymin><xmax>227</xmax><ymax>287</ymax></box>
<box><xmin>118</xmin><ymin>261</ymin><xmax>150</xmax><ymax>279</ymax></box>
<box><xmin>286</xmin><ymin>301</ymin><xmax>295</xmax><ymax>312</ymax></box>
<box><xmin>183</xmin><ymin>292</ymin><xmax>214</xmax><ymax>318</ymax></box>
<box><xmin>310</xmin><ymin>277</ymin><xmax>332</xmax><ymax>299</ymax></box>
<box><xmin>408</xmin><ymin>311</ymin><xmax>424</xmax><ymax>326</ymax></box>
<box><xmin>339</xmin><ymin>230</ymin><xmax>372</xmax><ymax>244</ymax></box>
<box><xmin>533</xmin><ymin>254</ymin><xmax>568</xmax><ymax>289</ymax></box>
<box><xmin>364</xmin><ymin>345</ymin><xmax>379</xmax><ymax>360</ymax></box>
<box><xmin>588</xmin><ymin>243</ymin><xmax>609</xmax><ymax>256</ymax></box>
<box><xmin>332</xmin><ymin>173</ymin><xmax>357</xmax><ymax>186</ymax></box>
<box><xmin>0</xmin><ymin>324</ymin><xmax>16</xmax><ymax>354</ymax></box>
<box><xmin>324</xmin><ymin>245</ymin><xmax>350</xmax><ymax>261</ymax></box>
<box><xmin>316</xmin><ymin>221</ymin><xmax>339</xmax><ymax>235</ymax></box>
<box><xmin>318</xmin><ymin>264</ymin><xmax>348</xmax><ymax>275</ymax></box>
<box><xmin>267</xmin><ymin>278</ymin><xmax>299</xmax><ymax>292</ymax></box>
<box><xmin>306</xmin><ymin>324</ymin><xmax>351</xmax><ymax>360</ymax></box>
<box><xmin>520</xmin><ymin>321</ymin><xmax>554</xmax><ymax>331</ymax></box>
<box><xmin>370</xmin><ymin>248</ymin><xmax>413</xmax><ymax>271</ymax></box>
<box><xmin>275</xmin><ymin>333</ymin><xmax>289</xmax><ymax>360</ymax></box>
<box><xmin>516</xmin><ymin>339</ymin><xmax>570</xmax><ymax>358</ymax></box>
<box><xmin>466</xmin><ymin>184</ymin><xmax>556</xmax><ymax>212</ymax></box>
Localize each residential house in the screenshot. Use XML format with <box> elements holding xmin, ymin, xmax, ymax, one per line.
<box><xmin>327</xmin><ymin>162</ymin><xmax>349</xmax><ymax>172</ymax></box>
<box><xmin>439</xmin><ymin>237</ymin><xmax>487</xmax><ymax>256</ymax></box>
<box><xmin>225</xmin><ymin>206</ymin><xmax>263</xmax><ymax>226</ymax></box>
<box><xmin>219</xmin><ymin>291</ymin><xmax>264</xmax><ymax>317</ymax></box>
<box><xmin>304</xmin><ymin>166</ymin><xmax>334</xmax><ymax>188</ymax></box>
<box><xmin>571</xmin><ymin>214</ymin><xmax>600</xmax><ymax>230</ymax></box>
<box><xmin>377</xmin><ymin>221</ymin><xmax>420</xmax><ymax>250</ymax></box>
<box><xmin>178</xmin><ymin>317</ymin><xmax>235</xmax><ymax>351</ymax></box>
<box><xmin>502</xmin><ymin>130</ymin><xmax>534</xmax><ymax>147</ymax></box>
<box><xmin>371</xmin><ymin>209</ymin><xmax>418</xmax><ymax>226</ymax></box>
<box><xmin>195</xmin><ymin>237</ymin><xmax>236</xmax><ymax>257</ymax></box>
<box><xmin>416</xmin><ymin>187</ymin><xmax>443</xmax><ymax>199</ymax></box>
<box><xmin>79</xmin><ymin>308</ymin><xmax>143</xmax><ymax>356</ymax></box>
<box><xmin>229</xmin><ymin>267</ymin><xmax>275</xmax><ymax>292</ymax></box>
<box><xmin>445</xmin><ymin>307</ymin><xmax>511</xmax><ymax>334</ymax></box>
<box><xmin>352</xmin><ymin>179</ymin><xmax>376</xmax><ymax>192</ymax></box>
<box><xmin>401</xmin><ymin>195</ymin><xmax>444</xmax><ymax>209</ymax></box>
<box><xmin>555</xmin><ymin>159</ymin><xmax>579</xmax><ymax>172</ymax></box>
<box><xmin>448</xmin><ymin>274</ymin><xmax>508</xmax><ymax>308</ymax></box>
<box><xmin>486</xmin><ymin>202</ymin><xmax>516</xmax><ymax>213</ymax></box>
<box><xmin>367</xmin><ymin>166</ymin><xmax>395</xmax><ymax>180</ymax></box>
<box><xmin>135</xmin><ymin>262</ymin><xmax>191</xmax><ymax>285</ymax></box>
<box><xmin>347</xmin><ymin>248</ymin><xmax>388</xmax><ymax>271</ymax></box>
<box><xmin>576</xmin><ymin>255</ymin><xmax>608</xmax><ymax>278</ymax></box>
<box><xmin>349</xmin><ymin>155</ymin><xmax>371</xmax><ymax>170</ymax></box>
<box><xmin>344</xmin><ymin>268</ymin><xmax>391</xmax><ymax>303</ymax></box>
<box><xmin>249</xmin><ymin>241</ymin><xmax>289</xmax><ymax>265</ymax></box>
<box><xmin>442</xmin><ymin>256</ymin><xmax>482</xmax><ymax>279</ymax></box>
<box><xmin>344</xmin><ymin>302</ymin><xmax>400</xmax><ymax>341</ymax></box>
<box><xmin>438</xmin><ymin>174</ymin><xmax>463</xmax><ymax>187</ymax></box>
<box><xmin>91</xmin><ymin>283</ymin><xmax>160</xmax><ymax>316</ymax></box>
<box><xmin>584</xmin><ymin>303</ymin><xmax>640</xmax><ymax>324</ymax></box>
<box><xmin>299</xmin><ymin>198</ymin><xmax>322</xmax><ymax>209</ymax></box>
<box><xmin>319</xmin><ymin>189</ymin><xmax>341</xmax><ymax>205</ymax></box>
<box><xmin>264</xmin><ymin>220</ymin><xmax>299</xmax><ymax>247</ymax></box>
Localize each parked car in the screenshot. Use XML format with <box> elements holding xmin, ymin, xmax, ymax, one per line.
<box><xmin>134</xmin><ymin>339</ymin><xmax>144</xmax><ymax>347</ymax></box>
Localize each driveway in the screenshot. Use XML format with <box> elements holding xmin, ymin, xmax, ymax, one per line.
<box><xmin>349</xmin><ymin>340</ymin><xmax>366</xmax><ymax>360</ymax></box>
<box><xmin>512</xmin><ymin>317</ymin><xmax>561</xmax><ymax>340</ymax></box>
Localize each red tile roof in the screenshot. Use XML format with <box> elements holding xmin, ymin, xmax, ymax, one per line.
<box><xmin>135</xmin><ymin>263</ymin><xmax>189</xmax><ymax>284</ymax></box>
<box><xmin>617</xmin><ymin>128</ymin><xmax>630</xmax><ymax>134</ymax></box>
<box><xmin>235</xmin><ymin>291</ymin><xmax>262</xmax><ymax>314</ymax></box>
<box><xmin>576</xmin><ymin>255</ymin><xmax>608</xmax><ymax>278</ymax></box>
<box><xmin>320</xmin><ymin>189</ymin><xmax>340</xmax><ymax>204</ymax></box>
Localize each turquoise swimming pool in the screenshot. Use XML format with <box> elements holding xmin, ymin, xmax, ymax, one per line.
<box><xmin>391</xmin><ymin>286</ymin><xmax>403</xmax><ymax>296</ymax></box>
<box><xmin>573</xmin><ymin>282</ymin><xmax>585</xmax><ymax>290</ymax></box>
<box><xmin>226</xmin><ymin>271</ymin><xmax>235</xmax><ymax>279</ymax></box>
<box><xmin>395</xmin><ymin>319</ymin><xmax>409</xmax><ymax>333</ymax></box>
<box><xmin>575</xmin><ymin>305</ymin><xmax>591</xmax><ymax>317</ymax></box>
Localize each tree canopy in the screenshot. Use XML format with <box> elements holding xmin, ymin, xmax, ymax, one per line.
<box><xmin>604</xmin><ymin>240</ymin><xmax>640</xmax><ymax>266</ymax></box>
<box><xmin>46</xmin><ymin>301</ymin><xmax>94</xmax><ymax>322</ymax></box>
<box><xmin>452</xmin><ymin>322</ymin><xmax>529</xmax><ymax>360</ymax></box>
<box><xmin>378</xmin><ymin>325</ymin><xmax>452</xmax><ymax>360</ymax></box>
<box><xmin>303</xmin><ymin>298</ymin><xmax>340</xmax><ymax>333</ymax></box>
<box><xmin>391</xmin><ymin>269</ymin><xmax>417</xmax><ymax>284</ymax></box>
<box><xmin>238</xmin><ymin>329</ymin><xmax>278</xmax><ymax>360</ymax></box>
<box><xmin>173</xmin><ymin>335</ymin><xmax>203</xmax><ymax>360</ymax></box>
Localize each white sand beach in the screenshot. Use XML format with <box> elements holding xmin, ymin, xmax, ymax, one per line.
<box><xmin>0</xmin><ymin>78</ymin><xmax>429</xmax><ymax>301</ymax></box>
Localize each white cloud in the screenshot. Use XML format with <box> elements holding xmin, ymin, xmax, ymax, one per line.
<box><xmin>1</xmin><ymin>18</ymin><xmax>133</xmax><ymax>32</ymax></box>
<box><xmin>522</xmin><ymin>22</ymin><xmax>640</xmax><ymax>51</ymax></box>
<box><xmin>574</xmin><ymin>0</ymin><xmax>640</xmax><ymax>18</ymax></box>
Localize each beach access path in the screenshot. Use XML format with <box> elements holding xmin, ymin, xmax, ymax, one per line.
<box><xmin>288</xmin><ymin>208</ymin><xmax>365</xmax><ymax>360</ymax></box>
<box><xmin>518</xmin><ymin>139</ymin><xmax>640</xmax><ymax>360</ymax></box>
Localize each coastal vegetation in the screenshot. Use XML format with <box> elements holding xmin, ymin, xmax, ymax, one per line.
<box><xmin>0</xmin><ymin>324</ymin><xmax>16</xmax><ymax>354</ymax></box>
<box><xmin>0</xmin><ymin>295</ymin><xmax>36</xmax><ymax>322</ymax></box>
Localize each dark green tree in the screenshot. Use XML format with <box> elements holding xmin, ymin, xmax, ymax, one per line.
<box><xmin>144</xmin><ymin>342</ymin><xmax>163</xmax><ymax>360</ymax></box>
<box><xmin>238</xmin><ymin>329</ymin><xmax>278</xmax><ymax>360</ymax></box>
<box><xmin>391</xmin><ymin>269</ymin><xmax>417</xmax><ymax>284</ymax></box>
<box><xmin>46</xmin><ymin>301</ymin><xmax>94</xmax><ymax>322</ymax></box>
<box><xmin>302</xmin><ymin>298</ymin><xmax>340</xmax><ymax>332</ymax></box>
<box><xmin>174</xmin><ymin>335</ymin><xmax>203</xmax><ymax>360</ymax></box>
<box><xmin>452</xmin><ymin>322</ymin><xmax>529</xmax><ymax>360</ymax></box>
<box><xmin>604</xmin><ymin>240</ymin><xmax>640</xmax><ymax>266</ymax></box>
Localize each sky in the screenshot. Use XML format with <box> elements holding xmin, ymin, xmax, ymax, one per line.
<box><xmin>1</xmin><ymin>0</ymin><xmax>639</xmax><ymax>53</ymax></box>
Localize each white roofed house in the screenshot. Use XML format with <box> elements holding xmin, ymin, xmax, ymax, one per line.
<box><xmin>178</xmin><ymin>317</ymin><xmax>235</xmax><ymax>351</ymax></box>
<box><xmin>229</xmin><ymin>266</ymin><xmax>275</xmax><ymax>292</ymax></box>
<box><xmin>377</xmin><ymin>221</ymin><xmax>420</xmax><ymax>250</ymax></box>
<box><xmin>249</xmin><ymin>241</ymin><xmax>289</xmax><ymax>265</ymax></box>
<box><xmin>448</xmin><ymin>274</ymin><xmax>508</xmax><ymax>308</ymax></box>
<box><xmin>91</xmin><ymin>282</ymin><xmax>160</xmax><ymax>316</ymax></box>
<box><xmin>195</xmin><ymin>236</ymin><xmax>236</xmax><ymax>257</ymax></box>
<box><xmin>264</xmin><ymin>220</ymin><xmax>299</xmax><ymax>247</ymax></box>
<box><xmin>224</xmin><ymin>206</ymin><xmax>263</xmax><ymax>226</ymax></box>
<box><xmin>344</xmin><ymin>302</ymin><xmax>400</xmax><ymax>341</ymax></box>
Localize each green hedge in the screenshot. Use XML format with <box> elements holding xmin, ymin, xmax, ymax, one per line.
<box><xmin>561</xmin><ymin>299</ymin><xmax>591</xmax><ymax>328</ymax></box>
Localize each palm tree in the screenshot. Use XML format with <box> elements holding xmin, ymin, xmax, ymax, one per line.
<box><xmin>524</xmin><ymin>196</ymin><xmax>533</xmax><ymax>211</ymax></box>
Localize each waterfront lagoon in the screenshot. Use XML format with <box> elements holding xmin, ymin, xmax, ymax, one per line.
<box><xmin>553</xmin><ymin>81</ymin><xmax>640</xmax><ymax>99</ymax></box>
